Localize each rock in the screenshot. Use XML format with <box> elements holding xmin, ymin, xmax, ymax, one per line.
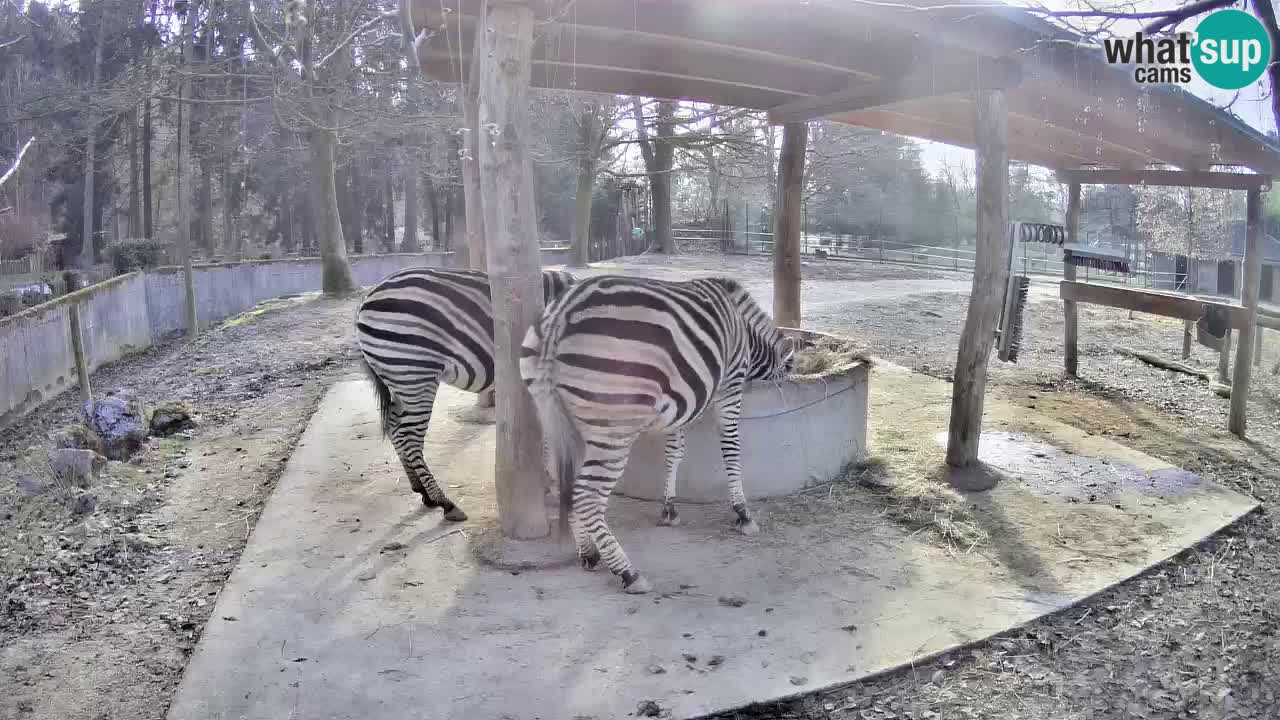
<box><xmin>83</xmin><ymin>392</ymin><xmax>148</xmax><ymax>460</ymax></box>
<box><xmin>48</xmin><ymin>448</ymin><xmax>107</xmax><ymax>489</ymax></box>
<box><xmin>931</xmin><ymin>669</ymin><xmax>946</xmax><ymax>685</ymax></box>
<box><xmin>636</xmin><ymin>700</ymin><xmax>662</xmax><ymax>717</ymax></box>
<box><xmin>15</xmin><ymin>475</ymin><xmax>45</xmax><ymax>496</ymax></box>
<box><xmin>50</xmin><ymin>423</ymin><xmax>105</xmax><ymax>455</ymax></box>
<box><xmin>149</xmin><ymin>400</ymin><xmax>196</xmax><ymax>437</ymax></box>
<box><xmin>67</xmin><ymin>492</ymin><xmax>97</xmax><ymax>516</ymax></box>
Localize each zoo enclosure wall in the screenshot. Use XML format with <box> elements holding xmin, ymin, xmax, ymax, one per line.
<box><xmin>0</xmin><ymin>252</ymin><xmax>458</xmax><ymax>426</ymax></box>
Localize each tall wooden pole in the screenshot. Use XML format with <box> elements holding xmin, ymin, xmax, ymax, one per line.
<box><xmin>946</xmin><ymin>90</ymin><xmax>1009</xmax><ymax>472</ymax></box>
<box><xmin>1218</xmin><ymin>328</ymin><xmax>1233</xmax><ymax>384</ymax></box>
<box><xmin>1229</xmin><ymin>189</ymin><xmax>1263</xmax><ymax>437</ymax></box>
<box><xmin>461</xmin><ymin>31</ymin><xmax>487</xmax><ymax>272</ymax></box>
<box><xmin>1063</xmin><ymin>182</ymin><xmax>1081</xmax><ymax>376</ymax></box>
<box><xmin>772</xmin><ymin>122</ymin><xmax>808</xmax><ymax>328</ymax></box>
<box><xmin>478</xmin><ymin>1</ymin><xmax>548</xmax><ymax>539</ymax></box>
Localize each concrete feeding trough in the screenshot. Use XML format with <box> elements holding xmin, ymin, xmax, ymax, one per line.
<box><xmin>617</xmin><ymin>328</ymin><xmax>870</xmax><ymax>504</ymax></box>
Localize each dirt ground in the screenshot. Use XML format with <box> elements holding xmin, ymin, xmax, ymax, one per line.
<box><xmin>2</xmin><ymin>253</ymin><xmax>1278</xmax><ymax>720</ymax></box>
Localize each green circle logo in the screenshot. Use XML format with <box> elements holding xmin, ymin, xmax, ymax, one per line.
<box><xmin>1192</xmin><ymin>9</ymin><xmax>1272</xmax><ymax>90</ymax></box>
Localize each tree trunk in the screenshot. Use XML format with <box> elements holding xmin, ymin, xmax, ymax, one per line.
<box><xmin>570</xmin><ymin>103</ymin><xmax>600</xmax><ymax>267</ymax></box>
<box><xmin>462</xmin><ymin>101</ymin><xmax>485</xmax><ymax>268</ymax></box>
<box><xmin>426</xmin><ymin>175</ymin><xmax>441</xmax><ymax>250</ymax></box>
<box><xmin>79</xmin><ymin>12</ymin><xmax>107</xmax><ymax>268</ymax></box>
<box><xmin>128</xmin><ymin>107</ymin><xmax>141</xmax><ymax>238</ymax></box>
<box><xmin>198</xmin><ymin>156</ymin><xmax>214</xmax><ymax>255</ymax></box>
<box><xmin>311</xmin><ymin>126</ymin><xmax>355</xmax><ymax>294</ymax></box>
<box><xmin>477</xmin><ymin>1</ymin><xmax>548</xmax><ymax>539</ymax></box>
<box><xmin>142</xmin><ymin>98</ymin><xmax>153</xmax><ymax>239</ymax></box>
<box><xmin>383</xmin><ymin>170</ymin><xmax>395</xmax><ymax>253</ymax></box>
<box><xmin>222</xmin><ymin>154</ymin><xmax>235</xmax><ymax>256</ymax></box>
<box><xmin>280</xmin><ymin>187</ymin><xmax>295</xmax><ymax>253</ymax></box>
<box><xmin>299</xmin><ymin>176</ymin><xmax>316</xmax><ymax>253</ymax></box>
<box><xmin>402</xmin><ymin>152</ymin><xmax>420</xmax><ymax>252</ymax></box>
<box><xmin>177</xmin><ymin>3</ymin><xmax>198</xmax><ymax>335</ymax></box>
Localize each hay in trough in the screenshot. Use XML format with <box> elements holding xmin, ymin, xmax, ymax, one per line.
<box><xmin>789</xmin><ymin>336</ymin><xmax>871</xmax><ymax>379</ymax></box>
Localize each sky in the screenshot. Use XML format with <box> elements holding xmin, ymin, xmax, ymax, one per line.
<box><xmin>915</xmin><ymin>0</ymin><xmax>1278</xmax><ymax>176</ymax></box>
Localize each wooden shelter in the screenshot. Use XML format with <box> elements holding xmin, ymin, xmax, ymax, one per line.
<box><xmin>405</xmin><ymin>0</ymin><xmax>1280</xmax><ymax>532</ymax></box>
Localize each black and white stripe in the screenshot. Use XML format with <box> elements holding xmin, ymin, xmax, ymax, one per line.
<box><xmin>520</xmin><ymin>275</ymin><xmax>795</xmax><ymax>593</ymax></box>
<box><xmin>356</xmin><ymin>266</ymin><xmax>575</xmax><ymax>521</ymax></box>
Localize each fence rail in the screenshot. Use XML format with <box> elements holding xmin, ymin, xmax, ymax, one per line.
<box><xmin>673</xmin><ymin>226</ymin><xmax>1185</xmax><ymax>290</ymax></box>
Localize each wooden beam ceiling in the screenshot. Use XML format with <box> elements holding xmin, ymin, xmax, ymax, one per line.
<box><xmin>1056</xmin><ymin>169</ymin><xmax>1272</xmax><ymax>190</ymax></box>
<box><xmin>766</xmin><ymin>58</ymin><xmax>1022</xmax><ymax>124</ymax></box>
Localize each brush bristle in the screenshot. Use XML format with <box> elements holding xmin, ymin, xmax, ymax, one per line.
<box><xmin>1006</xmin><ymin>276</ymin><xmax>1030</xmax><ymax>363</ymax></box>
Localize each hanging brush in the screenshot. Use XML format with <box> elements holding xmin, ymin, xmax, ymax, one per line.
<box><xmin>995</xmin><ymin>223</ymin><xmax>1032</xmax><ymax>363</ymax></box>
<box><xmin>997</xmin><ymin>275</ymin><xmax>1031</xmax><ymax>362</ymax></box>
<box><xmin>1062</xmin><ymin>243</ymin><xmax>1131</xmax><ymax>274</ymax></box>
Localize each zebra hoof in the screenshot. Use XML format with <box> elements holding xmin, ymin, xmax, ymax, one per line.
<box><xmin>443</xmin><ymin>505</ymin><xmax>468</xmax><ymax>522</ymax></box>
<box><xmin>657</xmin><ymin>504</ymin><xmax>681</xmax><ymax>527</ymax></box>
<box><xmin>735</xmin><ymin>517</ymin><xmax>760</xmax><ymax>536</ymax></box>
<box><xmin>622</xmin><ymin>573</ymin><xmax>653</xmax><ymax>595</ymax></box>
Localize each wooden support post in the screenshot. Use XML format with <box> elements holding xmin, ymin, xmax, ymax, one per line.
<box><xmin>946</xmin><ymin>90</ymin><xmax>1009</xmax><ymax>475</ymax></box>
<box><xmin>461</xmin><ymin>32</ymin><xmax>486</xmax><ymax>271</ymax></box>
<box><xmin>477</xmin><ymin>0</ymin><xmax>548</xmax><ymax>539</ymax></box>
<box><xmin>1063</xmin><ymin>182</ymin><xmax>1081</xmax><ymax>376</ymax></box>
<box><xmin>1254</xmin><ymin>327</ymin><xmax>1264</xmax><ymax>366</ymax></box>
<box><xmin>772</xmin><ymin>122</ymin><xmax>808</xmax><ymax>328</ymax></box>
<box><xmin>1229</xmin><ymin>189</ymin><xmax>1263</xmax><ymax>437</ymax></box>
<box><xmin>1218</xmin><ymin>327</ymin><xmax>1233</xmax><ymax>384</ymax></box>
<box><xmin>64</xmin><ymin>272</ymin><xmax>92</xmax><ymax>406</ymax></box>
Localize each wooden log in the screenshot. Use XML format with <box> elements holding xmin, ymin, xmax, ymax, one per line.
<box><xmin>477</xmin><ymin>0</ymin><xmax>549</xmax><ymax>539</ymax></box>
<box><xmin>946</xmin><ymin>89</ymin><xmax>1009</xmax><ymax>475</ymax></box>
<box><xmin>1217</xmin><ymin>327</ymin><xmax>1233</xmax><ymax>384</ymax></box>
<box><xmin>1058</xmin><ymin>281</ymin><xmax>1254</xmax><ymax>327</ymax></box>
<box><xmin>772</xmin><ymin>122</ymin><xmax>807</xmax><ymax>328</ymax></box>
<box><xmin>1063</xmin><ymin>182</ymin><xmax>1080</xmax><ymax>376</ymax></box>
<box><xmin>64</xmin><ymin>272</ymin><xmax>92</xmax><ymax>406</ymax></box>
<box><xmin>1114</xmin><ymin>346</ymin><xmax>1208</xmax><ymax>380</ymax></box>
<box><xmin>1229</xmin><ymin>189</ymin><xmax>1263</xmax><ymax>437</ymax></box>
<box><xmin>461</xmin><ymin>33</ymin><xmax>486</xmax><ymax>271</ymax></box>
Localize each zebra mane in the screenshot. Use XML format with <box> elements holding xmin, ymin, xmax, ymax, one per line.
<box><xmin>700</xmin><ymin>276</ymin><xmax>749</xmax><ymax>298</ymax></box>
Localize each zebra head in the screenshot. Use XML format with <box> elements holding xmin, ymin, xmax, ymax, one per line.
<box><xmin>540</xmin><ymin>269</ymin><xmax>577</xmax><ymax>304</ymax></box>
<box><xmin>749</xmin><ymin>325</ymin><xmax>797</xmax><ymax>381</ymax></box>
<box><xmin>707</xmin><ymin>276</ymin><xmax>797</xmax><ymax>381</ymax></box>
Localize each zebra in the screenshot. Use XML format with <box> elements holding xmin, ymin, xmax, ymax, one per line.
<box><xmin>520</xmin><ymin>275</ymin><xmax>796</xmax><ymax>594</ymax></box>
<box><xmin>356</xmin><ymin>266</ymin><xmax>576</xmax><ymax>522</ymax></box>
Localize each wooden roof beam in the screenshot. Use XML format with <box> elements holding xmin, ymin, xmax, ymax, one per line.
<box><xmin>1056</xmin><ymin>169</ymin><xmax>1272</xmax><ymax>191</ymax></box>
<box><xmin>767</xmin><ymin>57</ymin><xmax>1021</xmax><ymax>124</ymax></box>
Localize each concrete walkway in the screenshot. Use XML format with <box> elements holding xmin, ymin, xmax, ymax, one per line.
<box><xmin>166</xmin><ymin>368</ymin><xmax>1255</xmax><ymax>720</ymax></box>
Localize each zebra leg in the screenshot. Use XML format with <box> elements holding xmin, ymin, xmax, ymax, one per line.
<box><xmin>657</xmin><ymin>430</ymin><xmax>686</xmax><ymax>527</ymax></box>
<box><xmin>577</xmin><ymin>437</ymin><xmax>652</xmax><ymax>594</ymax></box>
<box><xmin>716</xmin><ymin>391</ymin><xmax>758</xmax><ymax>536</ymax></box>
<box><xmin>386</xmin><ymin>381</ymin><xmax>468</xmax><ymax>522</ymax></box>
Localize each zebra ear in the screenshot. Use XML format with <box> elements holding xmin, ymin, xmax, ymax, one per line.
<box><xmin>780</xmin><ymin>334</ymin><xmax>799</xmax><ymax>357</ymax></box>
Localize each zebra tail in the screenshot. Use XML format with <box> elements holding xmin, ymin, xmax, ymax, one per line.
<box><xmin>362</xmin><ymin>358</ymin><xmax>395</xmax><ymax>439</ymax></box>
<box><xmin>529</xmin><ymin>383</ymin><xmax>580</xmax><ymax>544</ymax></box>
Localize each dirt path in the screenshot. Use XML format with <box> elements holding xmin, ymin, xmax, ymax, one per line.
<box><xmin>1</xmin><ymin>294</ymin><xmax>364</xmax><ymax>720</ymax></box>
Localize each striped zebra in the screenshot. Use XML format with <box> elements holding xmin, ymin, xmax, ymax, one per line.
<box><xmin>520</xmin><ymin>275</ymin><xmax>796</xmax><ymax>594</ymax></box>
<box><xmin>356</xmin><ymin>266</ymin><xmax>576</xmax><ymax>522</ymax></box>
